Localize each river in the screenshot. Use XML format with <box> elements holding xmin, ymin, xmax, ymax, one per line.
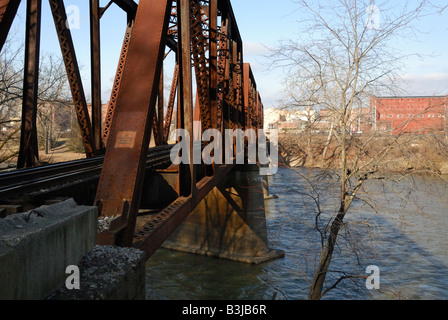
<box><xmin>144</xmin><ymin>167</ymin><xmax>448</xmax><ymax>300</ymax></box>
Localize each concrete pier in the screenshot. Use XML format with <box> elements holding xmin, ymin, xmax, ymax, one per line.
<box><xmin>163</xmin><ymin>165</ymin><xmax>285</xmax><ymax>264</ymax></box>
<box><xmin>0</xmin><ymin>199</ymin><xmax>147</xmax><ymax>300</ymax></box>
<box><xmin>0</xmin><ymin>199</ymin><xmax>97</xmax><ymax>300</ymax></box>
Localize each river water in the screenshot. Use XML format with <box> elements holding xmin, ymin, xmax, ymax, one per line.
<box><xmin>145</xmin><ymin>167</ymin><xmax>448</xmax><ymax>300</ymax></box>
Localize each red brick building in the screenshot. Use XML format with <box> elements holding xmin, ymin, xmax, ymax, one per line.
<box><xmin>371</xmin><ymin>95</ymin><xmax>448</xmax><ymax>134</ymax></box>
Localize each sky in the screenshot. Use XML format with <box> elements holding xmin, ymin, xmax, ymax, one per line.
<box><xmin>7</xmin><ymin>0</ymin><xmax>448</xmax><ymax>109</ymax></box>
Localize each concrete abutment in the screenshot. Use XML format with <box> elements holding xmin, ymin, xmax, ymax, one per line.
<box><xmin>162</xmin><ymin>165</ymin><xmax>285</xmax><ymax>264</ymax></box>
<box><xmin>0</xmin><ymin>199</ymin><xmax>146</xmax><ymax>300</ymax></box>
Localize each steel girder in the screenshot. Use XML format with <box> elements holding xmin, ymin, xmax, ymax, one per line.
<box><xmin>95</xmin><ymin>0</ymin><xmax>266</xmax><ymax>252</ymax></box>
<box><xmin>0</xmin><ymin>0</ymin><xmax>21</xmax><ymax>52</ymax></box>
<box><xmin>0</xmin><ymin>0</ymin><xmax>265</xmax><ymax>256</ymax></box>
<box><xmin>17</xmin><ymin>0</ymin><xmax>41</xmax><ymax>169</ymax></box>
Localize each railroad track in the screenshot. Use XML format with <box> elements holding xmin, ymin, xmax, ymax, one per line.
<box><xmin>0</xmin><ymin>145</ymin><xmax>174</xmax><ymax>202</ymax></box>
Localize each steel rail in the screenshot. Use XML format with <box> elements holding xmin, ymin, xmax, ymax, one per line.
<box><xmin>0</xmin><ymin>145</ymin><xmax>174</xmax><ymax>200</ymax></box>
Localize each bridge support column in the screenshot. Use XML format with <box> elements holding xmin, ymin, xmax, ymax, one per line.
<box><xmin>162</xmin><ymin>165</ymin><xmax>284</xmax><ymax>264</ymax></box>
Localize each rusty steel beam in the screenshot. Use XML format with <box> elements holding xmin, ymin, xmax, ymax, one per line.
<box><xmin>177</xmin><ymin>0</ymin><xmax>195</xmax><ymax>197</ymax></box>
<box><xmin>90</xmin><ymin>0</ymin><xmax>103</xmax><ymax>153</ymax></box>
<box><xmin>226</xmin><ymin>41</ymin><xmax>236</xmax><ymax>130</ymax></box>
<box><xmin>17</xmin><ymin>0</ymin><xmax>41</xmax><ymax>169</ymax></box>
<box><xmin>218</xmin><ymin>0</ymin><xmax>242</xmax><ymax>46</ymax></box>
<box><xmin>95</xmin><ymin>0</ymin><xmax>264</xmax><ymax>251</ymax></box>
<box><xmin>95</xmin><ymin>0</ymin><xmax>172</xmax><ymax>247</ymax></box>
<box><xmin>111</xmin><ymin>0</ymin><xmax>137</xmax><ymax>17</ymax></box>
<box><xmin>243</xmin><ymin>63</ymin><xmax>257</xmax><ymax>130</ymax></box>
<box><xmin>257</xmin><ymin>91</ymin><xmax>264</xmax><ymax>129</ymax></box>
<box><xmin>133</xmin><ymin>164</ymin><xmax>234</xmax><ymax>258</ymax></box>
<box><xmin>157</xmin><ymin>68</ymin><xmax>164</xmax><ymax>144</ymax></box>
<box><xmin>167</xmin><ymin>1</ymin><xmax>178</xmax><ymax>39</ymax></box>
<box><xmin>234</xmin><ymin>49</ymin><xmax>243</xmax><ymax>128</ymax></box>
<box><xmin>152</xmin><ymin>108</ymin><xmax>161</xmax><ymax>146</ymax></box>
<box><xmin>163</xmin><ymin>63</ymin><xmax>178</xmax><ymax>143</ymax></box>
<box><xmin>0</xmin><ymin>0</ymin><xmax>21</xmax><ymax>52</ymax></box>
<box><xmin>208</xmin><ymin>0</ymin><xmax>218</xmax><ymax>130</ymax></box>
<box><xmin>152</xmin><ymin>68</ymin><xmax>165</xmax><ymax>146</ymax></box>
<box><xmin>216</xmin><ymin>21</ymin><xmax>228</xmax><ymax>132</ymax></box>
<box><xmin>49</xmin><ymin>0</ymin><xmax>96</xmax><ymax>158</ymax></box>
<box><xmin>190</xmin><ymin>0</ymin><xmax>211</xmax><ymax>132</ymax></box>
<box><xmin>102</xmin><ymin>21</ymin><xmax>133</xmax><ymax>146</ymax></box>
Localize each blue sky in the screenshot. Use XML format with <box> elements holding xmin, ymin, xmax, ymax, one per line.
<box><xmin>7</xmin><ymin>0</ymin><xmax>448</xmax><ymax>109</ymax></box>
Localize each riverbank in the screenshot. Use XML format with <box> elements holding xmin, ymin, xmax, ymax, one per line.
<box><xmin>278</xmin><ymin>133</ymin><xmax>448</xmax><ymax>176</ymax></box>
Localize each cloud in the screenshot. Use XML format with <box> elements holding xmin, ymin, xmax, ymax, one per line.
<box><xmin>243</xmin><ymin>42</ymin><xmax>271</xmax><ymax>57</ymax></box>
<box><xmin>402</xmin><ymin>73</ymin><xmax>448</xmax><ymax>82</ymax></box>
<box><xmin>398</xmin><ymin>73</ymin><xmax>448</xmax><ymax>95</ymax></box>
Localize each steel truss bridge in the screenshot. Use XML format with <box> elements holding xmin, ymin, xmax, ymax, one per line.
<box><xmin>0</xmin><ymin>0</ymin><xmax>266</xmax><ymax>259</ymax></box>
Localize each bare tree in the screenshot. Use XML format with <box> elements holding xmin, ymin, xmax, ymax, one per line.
<box><xmin>0</xmin><ymin>41</ymin><xmax>23</xmax><ymax>164</ymax></box>
<box><xmin>280</xmin><ymin>71</ymin><xmax>322</xmax><ymax>164</ymax></box>
<box><xmin>1</xmin><ymin>40</ymin><xmax>73</xmax><ymax>165</ymax></box>
<box><xmin>36</xmin><ymin>53</ymin><xmax>72</xmax><ymax>156</ymax></box>
<box><xmin>270</xmin><ymin>0</ymin><xmax>431</xmax><ymax>300</ymax></box>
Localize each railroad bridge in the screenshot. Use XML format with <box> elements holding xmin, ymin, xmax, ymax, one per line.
<box><xmin>0</xmin><ymin>0</ymin><xmax>283</xmax><ymax>298</ymax></box>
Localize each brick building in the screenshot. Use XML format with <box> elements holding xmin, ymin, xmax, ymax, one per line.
<box><xmin>371</xmin><ymin>95</ymin><xmax>448</xmax><ymax>134</ymax></box>
<box><xmin>316</xmin><ymin>107</ymin><xmax>373</xmax><ymax>133</ymax></box>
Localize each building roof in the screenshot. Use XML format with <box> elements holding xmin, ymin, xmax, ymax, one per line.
<box><xmin>373</xmin><ymin>95</ymin><xmax>447</xmax><ymax>99</ymax></box>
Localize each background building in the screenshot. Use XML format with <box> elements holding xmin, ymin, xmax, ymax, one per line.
<box><xmin>264</xmin><ymin>108</ymin><xmax>316</xmax><ymax>132</ymax></box>
<box><xmin>371</xmin><ymin>95</ymin><xmax>448</xmax><ymax>135</ymax></box>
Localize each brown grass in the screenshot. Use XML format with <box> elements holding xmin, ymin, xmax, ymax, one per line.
<box><xmin>278</xmin><ymin>133</ymin><xmax>448</xmax><ymax>175</ymax></box>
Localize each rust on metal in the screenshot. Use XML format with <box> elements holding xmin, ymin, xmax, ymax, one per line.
<box><xmin>216</xmin><ymin>21</ymin><xmax>228</xmax><ymax>132</ymax></box>
<box><xmin>190</xmin><ymin>0</ymin><xmax>211</xmax><ymax>132</ymax></box>
<box><xmin>17</xmin><ymin>0</ymin><xmax>42</xmax><ymax>169</ymax></box>
<box><xmin>95</xmin><ymin>0</ymin><xmax>173</xmax><ymax>247</ymax></box>
<box><xmin>90</xmin><ymin>0</ymin><xmax>103</xmax><ymax>153</ymax></box>
<box><xmin>208</xmin><ymin>0</ymin><xmax>218</xmax><ymax>130</ymax></box>
<box><xmin>102</xmin><ymin>22</ymin><xmax>134</xmax><ymax>146</ymax></box>
<box><xmin>163</xmin><ymin>64</ymin><xmax>179</xmax><ymax>143</ymax></box>
<box><xmin>133</xmin><ymin>164</ymin><xmax>234</xmax><ymax>257</ymax></box>
<box><xmin>0</xmin><ymin>0</ymin><xmax>21</xmax><ymax>52</ymax></box>
<box><xmin>177</xmin><ymin>0</ymin><xmax>195</xmax><ymax>197</ymax></box>
<box><xmin>2</xmin><ymin>0</ymin><xmax>267</xmax><ymax>259</ymax></box>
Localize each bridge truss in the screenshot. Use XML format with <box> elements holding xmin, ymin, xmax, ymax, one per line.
<box><xmin>0</xmin><ymin>0</ymin><xmax>265</xmax><ymax>257</ymax></box>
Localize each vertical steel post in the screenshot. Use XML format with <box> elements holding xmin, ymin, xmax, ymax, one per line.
<box><xmin>216</xmin><ymin>21</ymin><xmax>228</xmax><ymax>133</ymax></box>
<box><xmin>209</xmin><ymin>0</ymin><xmax>218</xmax><ymax>130</ymax></box>
<box><xmin>90</xmin><ymin>0</ymin><xmax>102</xmax><ymax>153</ymax></box>
<box><xmin>158</xmin><ymin>66</ymin><xmax>164</xmax><ymax>144</ymax></box>
<box><xmin>177</xmin><ymin>0</ymin><xmax>195</xmax><ymax>197</ymax></box>
<box><xmin>17</xmin><ymin>0</ymin><xmax>41</xmax><ymax>169</ymax></box>
<box><xmin>243</xmin><ymin>63</ymin><xmax>250</xmax><ymax>130</ymax></box>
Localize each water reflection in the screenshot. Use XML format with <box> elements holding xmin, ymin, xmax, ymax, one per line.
<box><xmin>145</xmin><ymin>167</ymin><xmax>448</xmax><ymax>300</ymax></box>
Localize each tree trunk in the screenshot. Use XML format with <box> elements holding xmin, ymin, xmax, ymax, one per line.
<box><xmin>321</xmin><ymin>121</ymin><xmax>334</xmax><ymax>164</ymax></box>
<box><xmin>307</xmin><ymin>127</ymin><xmax>313</xmax><ymax>164</ymax></box>
<box><xmin>308</xmin><ymin>205</ymin><xmax>347</xmax><ymax>300</ymax></box>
